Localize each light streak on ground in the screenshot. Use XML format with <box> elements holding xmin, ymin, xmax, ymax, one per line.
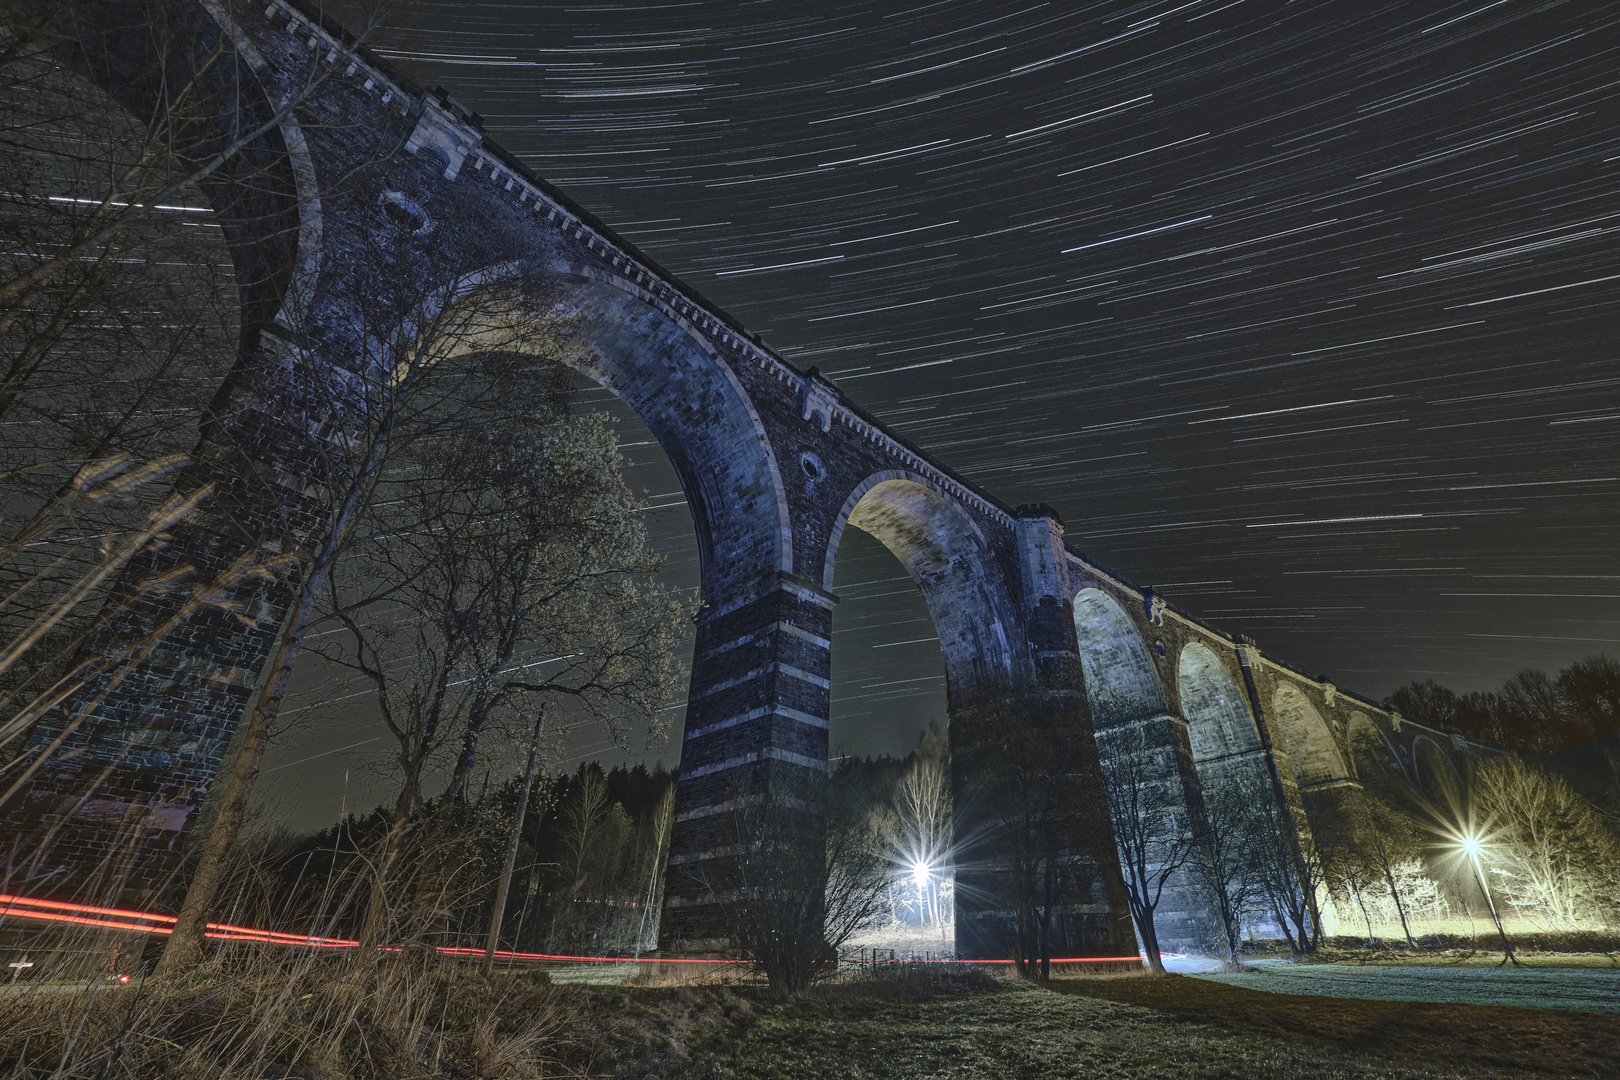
<box><xmin>0</xmin><ymin>893</ymin><xmax>1145</xmax><ymax>965</ymax></box>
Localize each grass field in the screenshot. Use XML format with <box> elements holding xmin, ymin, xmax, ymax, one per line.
<box><xmin>5</xmin><ymin>958</ymin><xmax>1614</xmax><ymax>1077</ymax></box>
<box><xmin>599</xmin><ymin>973</ymin><xmax>1620</xmax><ymax>1080</ymax></box>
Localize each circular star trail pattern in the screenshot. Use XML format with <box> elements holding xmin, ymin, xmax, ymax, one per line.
<box><xmin>361</xmin><ymin>0</ymin><xmax>1619</xmax><ymax>765</ymax></box>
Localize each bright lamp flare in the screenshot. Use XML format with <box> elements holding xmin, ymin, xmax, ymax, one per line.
<box><xmin>910</xmin><ymin>861</ymin><xmax>931</xmax><ymax>892</ymax></box>
<box><xmin>1445</xmin><ymin>821</ymin><xmax>1520</xmax><ymax>967</ymax></box>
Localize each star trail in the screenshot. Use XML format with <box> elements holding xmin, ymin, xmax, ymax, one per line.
<box><xmin>274</xmin><ymin>0</ymin><xmax>1620</xmax><ymax>796</ymax></box>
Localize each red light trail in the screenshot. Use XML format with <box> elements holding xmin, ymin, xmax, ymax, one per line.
<box><xmin>0</xmin><ymin>893</ymin><xmax>1144</xmax><ymax>966</ymax></box>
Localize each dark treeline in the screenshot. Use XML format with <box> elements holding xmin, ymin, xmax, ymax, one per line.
<box><xmin>239</xmin><ymin>763</ymin><xmax>675</xmax><ymax>957</ymax></box>
<box><xmin>1389</xmin><ymin>654</ymin><xmax>1620</xmax><ymax>753</ymax></box>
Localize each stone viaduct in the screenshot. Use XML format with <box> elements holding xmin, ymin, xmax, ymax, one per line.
<box><xmin>2</xmin><ymin>0</ymin><xmax>1498</xmax><ymax>957</ymax></box>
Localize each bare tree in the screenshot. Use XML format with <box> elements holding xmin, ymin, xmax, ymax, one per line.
<box><xmin>481</xmin><ymin>709</ymin><xmax>543</xmax><ymax>974</ymax></box>
<box><xmin>1337</xmin><ymin>792</ymin><xmax>1424</xmax><ymax>946</ymax></box>
<box><xmin>1096</xmin><ymin>723</ymin><xmax>1198</xmax><ymax>974</ymax></box>
<box><xmin>629</xmin><ymin>781</ymin><xmax>675</xmax><ymax>952</ymax></box>
<box><xmin>1247</xmin><ymin>792</ymin><xmax>1322</xmax><ymax>955</ymax></box>
<box><xmin>0</xmin><ymin>0</ymin><xmax>382</xmax><ymax>334</ymax></box>
<box><xmin>893</xmin><ymin>720</ymin><xmax>951</xmax><ymax>930</ymax></box>
<box><xmin>539</xmin><ymin>766</ymin><xmax>631</xmax><ymax>950</ymax></box>
<box><xmin>0</xmin><ymin>0</ymin><xmax>250</xmax><ymax>754</ymax></box>
<box><xmin>954</xmin><ymin>684</ymin><xmax>1119</xmax><ymax>981</ymax></box>
<box><xmin>1558</xmin><ymin>655</ymin><xmax>1620</xmax><ymax>741</ymax></box>
<box><xmin>0</xmin><ymin>0</ymin><xmax>404</xmax><ymax>949</ymax></box>
<box><xmin>307</xmin><ymin>357</ymin><xmax>683</xmax><ymax>949</ymax></box>
<box><xmin>155</xmin><ymin>232</ymin><xmax>596</xmax><ymax>971</ymax></box>
<box><xmin>701</xmin><ymin>764</ymin><xmax>893</xmax><ymax>997</ymax></box>
<box><xmin>1390</xmin><ymin>654</ymin><xmax>1620</xmax><ymax>752</ymax></box>
<box><xmin>1467</xmin><ymin>756</ymin><xmax>1620</xmax><ymax>930</ymax></box>
<box><xmin>1188</xmin><ymin>770</ymin><xmax>1267</xmax><ymax>964</ymax></box>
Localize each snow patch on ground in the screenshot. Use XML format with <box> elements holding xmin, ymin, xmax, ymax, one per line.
<box><xmin>1191</xmin><ymin>960</ymin><xmax>1620</xmax><ymax>1013</ymax></box>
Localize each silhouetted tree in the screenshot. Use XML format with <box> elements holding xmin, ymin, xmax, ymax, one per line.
<box><xmin>700</xmin><ymin>763</ymin><xmax>893</xmax><ymax>997</ymax></box>
<box><xmin>1330</xmin><ymin>793</ymin><xmax>1425</xmax><ymax>946</ymax></box>
<box><xmin>893</xmin><ymin>722</ymin><xmax>952</xmax><ymax>930</ymax></box>
<box><xmin>313</xmin><ymin>353</ymin><xmax>683</xmax><ymax>949</ymax></box>
<box><xmin>1096</xmin><ymin>722</ymin><xmax>1198</xmax><ymax>974</ymax></box>
<box><xmin>1188</xmin><ymin>771</ymin><xmax>1265</xmax><ymax>964</ymax></box>
<box><xmin>1390</xmin><ymin>655</ymin><xmax>1620</xmax><ymax>752</ymax></box>
<box><xmin>954</xmin><ymin>683</ymin><xmax>1117</xmax><ymax>981</ymax></box>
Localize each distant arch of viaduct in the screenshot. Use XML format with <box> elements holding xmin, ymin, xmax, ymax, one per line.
<box><xmin>4</xmin><ymin>0</ymin><xmax>1501</xmax><ymax>956</ymax></box>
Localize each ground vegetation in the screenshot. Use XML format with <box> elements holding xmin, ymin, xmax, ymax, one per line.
<box><xmin>189</xmin><ymin>762</ymin><xmax>680</xmax><ymax>959</ymax></box>
<box><xmin>694</xmin><ymin>761</ymin><xmax>895</xmax><ymax>996</ymax></box>
<box><xmin>8</xmin><ymin>959</ymin><xmax>1617</xmax><ymax>1079</ymax></box>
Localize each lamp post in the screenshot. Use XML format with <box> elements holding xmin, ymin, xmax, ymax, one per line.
<box><xmin>1457</xmin><ymin>834</ymin><xmax>1520</xmax><ymax>968</ymax></box>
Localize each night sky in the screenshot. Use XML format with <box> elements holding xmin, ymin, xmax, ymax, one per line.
<box><xmin>261</xmin><ymin>0</ymin><xmax>1619</xmax><ymax>829</ymax></box>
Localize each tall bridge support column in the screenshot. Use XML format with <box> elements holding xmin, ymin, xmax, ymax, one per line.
<box><xmin>1093</xmin><ymin>709</ymin><xmax>1219</xmax><ymax>954</ymax></box>
<box><xmin>951</xmin><ymin>506</ymin><xmax>1136</xmax><ymax>962</ymax></box>
<box><xmin>1234</xmin><ymin>637</ymin><xmax>1323</xmax><ymax>940</ymax></box>
<box><xmin>0</xmin><ymin>340</ymin><xmax>333</xmax><ymax>907</ymax></box>
<box><xmin>658</xmin><ymin>573</ymin><xmax>835</xmax><ymax>951</ymax></box>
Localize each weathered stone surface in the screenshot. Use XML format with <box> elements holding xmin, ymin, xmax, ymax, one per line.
<box><xmin>2</xmin><ymin>0</ymin><xmax>1510</xmax><ymax>958</ymax></box>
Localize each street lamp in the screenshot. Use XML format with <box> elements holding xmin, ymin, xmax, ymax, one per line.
<box><xmin>1455</xmin><ymin>832</ymin><xmax>1520</xmax><ymax>968</ymax></box>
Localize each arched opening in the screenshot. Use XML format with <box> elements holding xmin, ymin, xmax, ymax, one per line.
<box><xmin>254</xmin><ymin>270</ymin><xmax>784</xmax><ymax>833</ymax></box>
<box><xmin>1347</xmin><ymin>712</ymin><xmax>1403</xmax><ymax>797</ymax></box>
<box><xmin>1412</xmin><ymin>736</ymin><xmax>1461</xmax><ymax>803</ymax></box>
<box><xmin>1071</xmin><ymin>589</ymin><xmax>1166</xmax><ymax>731</ymax></box>
<box><xmin>1177</xmin><ymin>643</ymin><xmax>1265</xmax><ymax>784</ymax></box>
<box><xmin>443</xmin><ymin>269</ymin><xmax>792</xmax><ymax>599</ymax></box>
<box><xmin>824</xmin><ymin>475</ymin><xmax>1016</xmax><ymax>699</ymax></box>
<box><xmin>825</xmin><ymin>525</ymin><xmax>949</xmax><ymax>762</ymax></box>
<box><xmin>822</xmin><ymin>474</ymin><xmax>1020</xmax><ymax>953</ymax></box>
<box><xmin>1271</xmin><ymin>684</ymin><xmax>1350</xmax><ymax>790</ymax></box>
<box><xmin>532</xmin><ymin>380</ymin><xmax>704</xmax><ymax>771</ymax></box>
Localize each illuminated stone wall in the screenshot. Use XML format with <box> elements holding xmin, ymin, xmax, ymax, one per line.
<box><xmin>3</xmin><ymin>0</ymin><xmax>1506</xmax><ymax>961</ymax></box>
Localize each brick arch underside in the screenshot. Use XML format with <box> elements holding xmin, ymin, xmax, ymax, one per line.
<box><xmin>1178</xmin><ymin>642</ymin><xmax>1266</xmax><ymax>785</ymax></box>
<box><xmin>0</xmin><ymin>0</ymin><xmax>323</xmax><ymax>901</ymax></box>
<box><xmin>1411</xmin><ymin>736</ymin><xmax>1462</xmax><ymax>801</ymax></box>
<box><xmin>461</xmin><ymin>272</ymin><xmax>793</xmax><ymax>598</ymax></box>
<box><xmin>1271</xmin><ymin>684</ymin><xmax>1350</xmax><ymax>790</ymax></box>
<box><xmin>1071</xmin><ymin>589</ymin><xmax>1166</xmax><ymax>730</ymax></box>
<box><xmin>60</xmin><ymin>0</ymin><xmax>308</xmax><ymax>339</ymax></box>
<box><xmin>1347</xmin><ymin>712</ymin><xmax>1404</xmax><ymax>793</ymax></box>
<box><xmin>823</xmin><ymin>475</ymin><xmax>1016</xmax><ymax>696</ymax></box>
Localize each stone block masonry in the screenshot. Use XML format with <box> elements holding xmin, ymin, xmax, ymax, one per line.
<box><xmin>2</xmin><ymin>0</ymin><xmax>1511</xmax><ymax>958</ymax></box>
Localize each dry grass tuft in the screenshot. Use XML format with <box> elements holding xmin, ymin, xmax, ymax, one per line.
<box><xmin>5</xmin><ymin>950</ymin><xmax>1613</xmax><ymax>1078</ymax></box>
<box><xmin>0</xmin><ymin>949</ymin><xmax>593</xmax><ymax>1079</ymax></box>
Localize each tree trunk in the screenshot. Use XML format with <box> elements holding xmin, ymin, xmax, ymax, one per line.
<box><xmin>1353</xmin><ymin>877</ymin><xmax>1375</xmax><ymax>944</ymax></box>
<box><xmin>1135</xmin><ymin>900</ymin><xmax>1165</xmax><ymax>974</ymax></box>
<box><xmin>154</xmin><ymin>349</ymin><xmax>412</xmax><ymax>973</ymax></box>
<box><xmin>482</xmin><ymin>714</ymin><xmax>542</xmax><ymax>975</ymax></box>
<box><xmin>1382</xmin><ymin>863</ymin><xmax>1416</xmax><ymax>947</ymax></box>
<box><xmin>155</xmin><ymin>599</ymin><xmax>308</xmax><ymax>974</ymax></box>
<box><xmin>360</xmin><ymin>784</ymin><xmax>417</xmax><ymax>950</ymax></box>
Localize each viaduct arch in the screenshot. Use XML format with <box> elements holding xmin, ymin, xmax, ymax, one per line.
<box><xmin>3</xmin><ymin>0</ymin><xmax>1505</xmax><ymax>957</ymax></box>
